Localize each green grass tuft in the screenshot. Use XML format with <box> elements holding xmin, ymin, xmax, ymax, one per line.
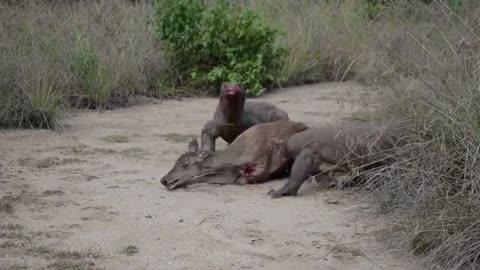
<box><xmin>100</xmin><ymin>135</ymin><xmax>129</xmax><ymax>144</ymax></box>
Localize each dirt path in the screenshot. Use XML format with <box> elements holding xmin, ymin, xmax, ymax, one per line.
<box><xmin>0</xmin><ymin>82</ymin><xmax>425</xmax><ymax>270</ymax></box>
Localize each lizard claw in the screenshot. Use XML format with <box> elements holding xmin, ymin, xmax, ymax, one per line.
<box><xmin>267</xmin><ymin>189</ymin><xmax>283</xmax><ymax>199</ymax></box>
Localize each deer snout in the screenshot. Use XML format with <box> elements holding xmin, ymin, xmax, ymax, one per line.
<box><xmin>160</xmin><ymin>177</ymin><xmax>168</xmax><ymax>186</ymax></box>
<box><xmin>160</xmin><ymin>175</ymin><xmax>174</xmax><ymax>187</ymax></box>
<box><xmin>160</xmin><ymin>175</ymin><xmax>182</xmax><ymax>190</ymax></box>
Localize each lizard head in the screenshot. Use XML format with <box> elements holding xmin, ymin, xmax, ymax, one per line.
<box><xmin>219</xmin><ymin>82</ymin><xmax>246</xmax><ymax>122</ymax></box>
<box><xmin>221</xmin><ymin>82</ymin><xmax>243</xmax><ymax>97</ymax></box>
<box><xmin>220</xmin><ymin>82</ymin><xmax>245</xmax><ymax>103</ymax></box>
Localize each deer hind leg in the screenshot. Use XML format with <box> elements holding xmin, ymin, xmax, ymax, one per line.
<box><xmin>268</xmin><ymin>148</ymin><xmax>315</xmax><ymax>198</ymax></box>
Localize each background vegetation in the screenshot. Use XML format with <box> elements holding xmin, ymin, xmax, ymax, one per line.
<box><xmin>1</xmin><ymin>0</ymin><xmax>479</xmax><ymax>268</ymax></box>
<box><xmin>154</xmin><ymin>0</ymin><xmax>288</xmax><ymax>96</ymax></box>
<box><xmin>0</xmin><ymin>0</ymin><xmax>165</xmax><ymax>128</ymax></box>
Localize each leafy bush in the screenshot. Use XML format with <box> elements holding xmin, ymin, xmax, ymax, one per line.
<box><xmin>154</xmin><ymin>0</ymin><xmax>288</xmax><ymax>96</ymax></box>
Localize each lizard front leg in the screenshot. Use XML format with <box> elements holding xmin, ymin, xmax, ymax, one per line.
<box><xmin>200</xmin><ymin>120</ymin><xmax>220</xmax><ymax>152</ymax></box>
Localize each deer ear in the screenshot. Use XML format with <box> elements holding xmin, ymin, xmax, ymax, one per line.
<box><xmin>188</xmin><ymin>138</ymin><xmax>199</xmax><ymax>152</ymax></box>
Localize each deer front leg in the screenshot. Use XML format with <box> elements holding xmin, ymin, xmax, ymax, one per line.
<box><xmin>268</xmin><ymin>148</ymin><xmax>315</xmax><ymax>198</ymax></box>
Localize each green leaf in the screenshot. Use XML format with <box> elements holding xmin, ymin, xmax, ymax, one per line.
<box><xmin>190</xmin><ymin>71</ymin><xmax>198</xmax><ymax>79</ymax></box>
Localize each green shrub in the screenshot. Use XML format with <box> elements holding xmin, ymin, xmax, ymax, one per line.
<box><xmin>154</xmin><ymin>0</ymin><xmax>288</xmax><ymax>96</ymax></box>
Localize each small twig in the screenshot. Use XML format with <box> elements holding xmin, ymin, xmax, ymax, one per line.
<box><xmin>322</xmin><ymin>238</ymin><xmax>343</xmax><ymax>258</ymax></box>
<box><xmin>196</xmin><ymin>217</ymin><xmax>211</xmax><ymax>227</ymax></box>
<box><xmin>361</xmin><ymin>252</ymin><xmax>388</xmax><ymax>270</ymax></box>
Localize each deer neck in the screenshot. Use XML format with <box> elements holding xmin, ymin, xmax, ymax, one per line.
<box><xmin>200</xmin><ymin>149</ymin><xmax>241</xmax><ymax>173</ymax></box>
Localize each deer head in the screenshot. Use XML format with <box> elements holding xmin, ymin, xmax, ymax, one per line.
<box><xmin>161</xmin><ymin>138</ymin><xmax>236</xmax><ymax>190</ymax></box>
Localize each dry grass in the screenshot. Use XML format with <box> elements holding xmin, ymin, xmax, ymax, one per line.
<box><xmin>320</xmin><ymin>1</ymin><xmax>480</xmax><ymax>268</ymax></box>
<box><xmin>30</xmin><ymin>246</ymin><xmax>100</xmax><ymax>270</ymax></box>
<box><xmin>0</xmin><ymin>223</ymin><xmax>101</xmax><ymax>270</ymax></box>
<box><xmin>0</xmin><ymin>0</ymin><xmax>166</xmax><ymax>128</ymax></box>
<box><xmin>120</xmin><ymin>245</ymin><xmax>139</xmax><ymax>256</ymax></box>
<box><xmin>244</xmin><ymin>0</ymin><xmax>480</xmax><ymax>268</ymax></box>
<box><xmin>244</xmin><ymin>0</ymin><xmax>368</xmax><ymax>85</ymax></box>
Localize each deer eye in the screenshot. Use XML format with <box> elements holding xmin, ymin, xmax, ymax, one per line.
<box><xmin>182</xmin><ymin>164</ymin><xmax>189</xmax><ymax>169</ymax></box>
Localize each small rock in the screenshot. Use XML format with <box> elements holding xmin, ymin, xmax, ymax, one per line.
<box><xmin>86</xmin><ymin>175</ymin><xmax>99</xmax><ymax>181</ymax></box>
<box><xmin>145</xmin><ymin>215</ymin><xmax>153</xmax><ymax>219</ymax></box>
<box><xmin>178</xmin><ymin>219</ymin><xmax>184</xmax><ymax>223</ymax></box>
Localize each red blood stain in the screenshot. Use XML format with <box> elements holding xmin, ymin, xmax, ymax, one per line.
<box><xmin>240</xmin><ymin>162</ymin><xmax>257</xmax><ymax>184</ymax></box>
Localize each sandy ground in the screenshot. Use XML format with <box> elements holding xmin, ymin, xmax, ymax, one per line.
<box><xmin>0</xmin><ymin>82</ymin><xmax>426</xmax><ymax>270</ymax></box>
